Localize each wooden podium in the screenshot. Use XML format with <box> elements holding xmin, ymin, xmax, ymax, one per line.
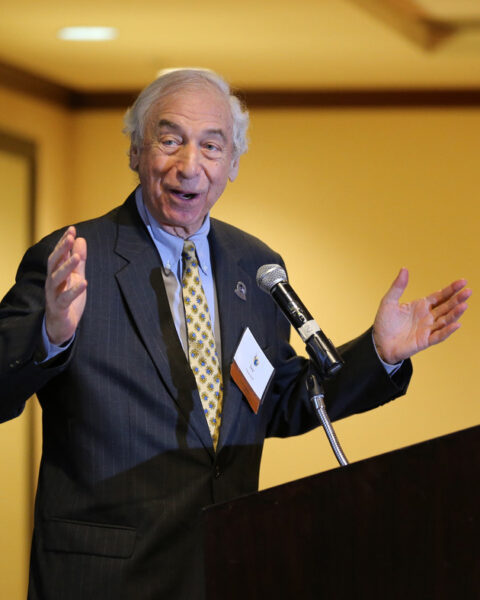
<box><xmin>203</xmin><ymin>425</ymin><xmax>479</xmax><ymax>599</ymax></box>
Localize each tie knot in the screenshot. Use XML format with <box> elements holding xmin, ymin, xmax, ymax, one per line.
<box><xmin>183</xmin><ymin>241</ymin><xmax>196</xmax><ymax>261</ymax></box>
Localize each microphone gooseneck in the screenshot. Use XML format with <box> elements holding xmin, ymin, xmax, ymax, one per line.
<box><xmin>257</xmin><ymin>264</ymin><xmax>349</xmax><ymax>466</ymax></box>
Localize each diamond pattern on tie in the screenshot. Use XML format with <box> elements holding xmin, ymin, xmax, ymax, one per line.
<box><xmin>182</xmin><ymin>241</ymin><xmax>223</xmax><ymax>449</ymax></box>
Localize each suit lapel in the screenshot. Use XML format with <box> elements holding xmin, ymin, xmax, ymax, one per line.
<box><xmin>209</xmin><ymin>221</ymin><xmax>258</xmax><ymax>449</ymax></box>
<box><xmin>113</xmin><ymin>195</ymin><xmax>214</xmax><ymax>454</ymax></box>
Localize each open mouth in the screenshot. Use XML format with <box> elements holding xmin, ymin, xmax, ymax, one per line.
<box><xmin>171</xmin><ymin>189</ymin><xmax>199</xmax><ymax>201</ymax></box>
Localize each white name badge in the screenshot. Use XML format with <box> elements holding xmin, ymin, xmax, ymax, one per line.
<box><xmin>230</xmin><ymin>327</ymin><xmax>274</xmax><ymax>414</ymax></box>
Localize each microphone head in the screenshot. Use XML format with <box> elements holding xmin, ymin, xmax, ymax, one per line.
<box><xmin>256</xmin><ymin>264</ymin><xmax>287</xmax><ymax>293</ymax></box>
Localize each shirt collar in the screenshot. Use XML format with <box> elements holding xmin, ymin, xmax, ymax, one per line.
<box><xmin>135</xmin><ymin>186</ymin><xmax>211</xmax><ymax>276</ymax></box>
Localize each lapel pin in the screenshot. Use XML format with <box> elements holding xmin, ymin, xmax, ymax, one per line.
<box><xmin>234</xmin><ymin>281</ymin><xmax>247</xmax><ymax>301</ymax></box>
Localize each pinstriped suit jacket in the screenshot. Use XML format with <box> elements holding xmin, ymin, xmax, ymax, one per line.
<box><xmin>0</xmin><ymin>192</ymin><xmax>412</xmax><ymax>599</ymax></box>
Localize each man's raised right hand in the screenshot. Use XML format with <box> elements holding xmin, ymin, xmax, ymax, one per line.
<box><xmin>45</xmin><ymin>226</ymin><xmax>87</xmax><ymax>346</ymax></box>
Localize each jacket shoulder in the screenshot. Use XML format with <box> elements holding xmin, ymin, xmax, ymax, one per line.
<box><xmin>210</xmin><ymin>218</ymin><xmax>284</xmax><ymax>265</ymax></box>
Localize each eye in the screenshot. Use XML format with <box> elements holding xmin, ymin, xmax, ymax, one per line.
<box><xmin>159</xmin><ymin>136</ymin><xmax>181</xmax><ymax>152</ymax></box>
<box><xmin>203</xmin><ymin>142</ymin><xmax>222</xmax><ymax>154</ymax></box>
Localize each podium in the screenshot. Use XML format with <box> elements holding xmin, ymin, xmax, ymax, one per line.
<box><xmin>203</xmin><ymin>425</ymin><xmax>479</xmax><ymax>599</ymax></box>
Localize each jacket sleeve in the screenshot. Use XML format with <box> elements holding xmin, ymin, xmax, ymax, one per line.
<box><xmin>0</xmin><ymin>234</ymin><xmax>73</xmax><ymax>422</ymax></box>
<box><xmin>264</xmin><ymin>291</ymin><xmax>413</xmax><ymax>438</ymax></box>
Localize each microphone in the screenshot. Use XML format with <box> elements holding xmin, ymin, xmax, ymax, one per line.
<box><xmin>256</xmin><ymin>264</ymin><xmax>344</xmax><ymax>379</ymax></box>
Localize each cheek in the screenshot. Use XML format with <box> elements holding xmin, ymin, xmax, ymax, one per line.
<box><xmin>139</xmin><ymin>156</ymin><xmax>167</xmax><ymax>182</ymax></box>
<box><xmin>208</xmin><ymin>163</ymin><xmax>231</xmax><ymax>187</ymax></box>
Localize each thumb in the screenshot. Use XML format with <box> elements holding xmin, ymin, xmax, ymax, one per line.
<box><xmin>383</xmin><ymin>267</ymin><xmax>409</xmax><ymax>303</ymax></box>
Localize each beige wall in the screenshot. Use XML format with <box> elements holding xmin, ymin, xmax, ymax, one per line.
<box><xmin>0</xmin><ymin>85</ymin><xmax>73</xmax><ymax>598</ymax></box>
<box><xmin>0</xmin><ymin>87</ymin><xmax>479</xmax><ymax>595</ymax></box>
<box><xmin>239</xmin><ymin>108</ymin><xmax>480</xmax><ymax>486</ymax></box>
<box><xmin>0</xmin><ymin>87</ymin><xmax>73</xmax><ymax>238</ymax></box>
<box><xmin>70</xmin><ymin>110</ymin><xmax>133</xmax><ymax>221</ymax></box>
<box><xmin>0</xmin><ymin>148</ymin><xmax>32</xmax><ymax>599</ymax></box>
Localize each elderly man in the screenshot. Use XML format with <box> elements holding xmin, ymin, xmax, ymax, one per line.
<box><xmin>0</xmin><ymin>69</ymin><xmax>470</xmax><ymax>599</ymax></box>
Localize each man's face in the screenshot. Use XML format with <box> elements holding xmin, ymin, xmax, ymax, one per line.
<box><xmin>130</xmin><ymin>85</ymin><xmax>239</xmax><ymax>238</ymax></box>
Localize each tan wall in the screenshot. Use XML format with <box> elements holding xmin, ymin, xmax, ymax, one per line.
<box><xmin>69</xmin><ymin>110</ymin><xmax>133</xmax><ymax>222</ymax></box>
<box><xmin>236</xmin><ymin>108</ymin><xmax>480</xmax><ymax>487</ymax></box>
<box><xmin>0</xmin><ymin>85</ymin><xmax>72</xmax><ymax>598</ymax></box>
<box><xmin>0</xmin><ymin>147</ymin><xmax>32</xmax><ymax>600</ymax></box>
<box><xmin>0</xmin><ymin>87</ymin><xmax>73</xmax><ymax>238</ymax></box>
<box><xmin>0</xmin><ymin>90</ymin><xmax>479</xmax><ymax>595</ymax></box>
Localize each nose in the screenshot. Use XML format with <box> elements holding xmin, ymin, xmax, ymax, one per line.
<box><xmin>177</xmin><ymin>142</ymin><xmax>201</xmax><ymax>179</ymax></box>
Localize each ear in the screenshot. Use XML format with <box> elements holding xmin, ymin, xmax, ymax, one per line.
<box><xmin>228</xmin><ymin>156</ymin><xmax>240</xmax><ymax>182</ymax></box>
<box><xmin>129</xmin><ymin>144</ymin><xmax>140</xmax><ymax>171</ymax></box>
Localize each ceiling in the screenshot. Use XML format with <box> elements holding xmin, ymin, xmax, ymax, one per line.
<box><xmin>1</xmin><ymin>0</ymin><xmax>480</xmax><ymax>92</ymax></box>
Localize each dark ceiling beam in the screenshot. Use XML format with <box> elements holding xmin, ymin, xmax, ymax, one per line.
<box><xmin>0</xmin><ymin>60</ymin><xmax>73</xmax><ymax>106</ymax></box>
<box><xmin>69</xmin><ymin>91</ymin><xmax>140</xmax><ymax>110</ymax></box>
<box><xmin>242</xmin><ymin>88</ymin><xmax>480</xmax><ymax>109</ymax></box>
<box><xmin>347</xmin><ymin>0</ymin><xmax>457</xmax><ymax>50</ymax></box>
<box><xmin>2</xmin><ymin>59</ymin><xmax>480</xmax><ymax>110</ymax></box>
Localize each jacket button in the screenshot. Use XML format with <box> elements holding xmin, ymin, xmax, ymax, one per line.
<box><xmin>214</xmin><ymin>465</ymin><xmax>221</xmax><ymax>479</ymax></box>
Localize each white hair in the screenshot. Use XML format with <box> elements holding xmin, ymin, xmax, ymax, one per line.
<box><xmin>123</xmin><ymin>68</ymin><xmax>249</xmax><ymax>161</ymax></box>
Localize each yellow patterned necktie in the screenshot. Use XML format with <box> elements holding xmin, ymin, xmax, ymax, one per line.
<box><xmin>182</xmin><ymin>241</ymin><xmax>223</xmax><ymax>449</ymax></box>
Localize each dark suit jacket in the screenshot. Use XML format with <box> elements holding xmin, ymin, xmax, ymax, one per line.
<box><xmin>0</xmin><ymin>192</ymin><xmax>412</xmax><ymax>599</ymax></box>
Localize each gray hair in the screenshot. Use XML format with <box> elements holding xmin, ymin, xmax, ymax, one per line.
<box><xmin>123</xmin><ymin>68</ymin><xmax>249</xmax><ymax>160</ymax></box>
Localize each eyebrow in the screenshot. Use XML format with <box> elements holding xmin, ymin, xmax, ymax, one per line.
<box><xmin>157</xmin><ymin>119</ymin><xmax>228</xmax><ymax>143</ymax></box>
<box><xmin>157</xmin><ymin>119</ymin><xmax>181</xmax><ymax>131</ymax></box>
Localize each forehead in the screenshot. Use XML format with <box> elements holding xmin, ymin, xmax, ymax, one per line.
<box><xmin>145</xmin><ymin>84</ymin><xmax>233</xmax><ymax>138</ymax></box>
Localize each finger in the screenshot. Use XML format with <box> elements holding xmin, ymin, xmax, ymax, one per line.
<box><xmin>47</xmin><ymin>226</ymin><xmax>76</xmax><ymax>275</ymax></box>
<box><xmin>54</xmin><ymin>279</ymin><xmax>88</xmax><ymax>310</ymax></box>
<box><xmin>432</xmin><ymin>287</ymin><xmax>472</xmax><ymax>319</ymax></box>
<box><xmin>431</xmin><ymin>300</ymin><xmax>469</xmax><ymax>334</ymax></box>
<box><xmin>53</xmin><ymin>226</ymin><xmax>76</xmax><ymax>258</ymax></box>
<box><xmin>383</xmin><ymin>267</ymin><xmax>409</xmax><ymax>303</ymax></box>
<box><xmin>49</xmin><ymin>253</ymin><xmax>83</xmax><ymax>292</ymax></box>
<box><xmin>427</xmin><ymin>279</ymin><xmax>468</xmax><ymax>308</ymax></box>
<box><xmin>72</xmin><ymin>237</ymin><xmax>87</xmax><ymax>274</ymax></box>
<box><xmin>48</xmin><ymin>235</ymin><xmax>86</xmax><ymax>291</ymax></box>
<box><xmin>428</xmin><ymin>321</ymin><xmax>461</xmax><ymax>346</ymax></box>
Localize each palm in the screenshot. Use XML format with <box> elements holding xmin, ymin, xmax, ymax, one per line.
<box><xmin>373</xmin><ymin>269</ymin><xmax>470</xmax><ymax>365</ymax></box>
